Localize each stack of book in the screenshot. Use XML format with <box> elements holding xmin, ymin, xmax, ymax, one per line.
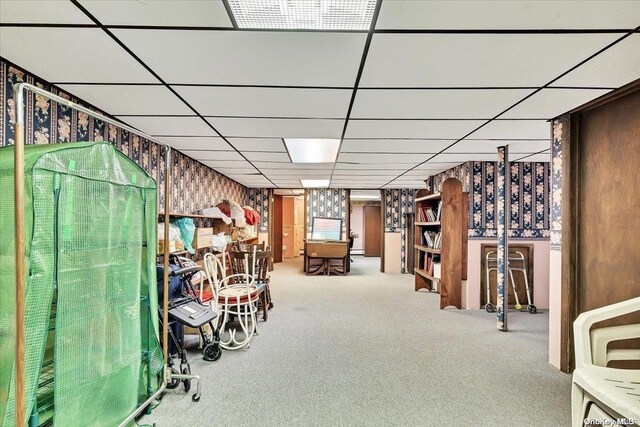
<box><xmin>416</xmin><ymin>201</ymin><xmax>442</xmax><ymax>222</ymax></box>
<box><xmin>423</xmin><ymin>230</ymin><xmax>442</xmax><ymax>249</ymax></box>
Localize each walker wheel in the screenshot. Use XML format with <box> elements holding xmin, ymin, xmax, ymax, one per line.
<box><xmin>527</xmin><ymin>305</ymin><xmax>537</xmax><ymax>314</ymax></box>
<box><xmin>515</xmin><ymin>304</ymin><xmax>523</xmax><ymax>310</ymax></box>
<box><xmin>192</xmin><ymin>394</ymin><xmax>200</xmax><ymax>402</ymax></box>
<box><xmin>203</xmin><ymin>343</ymin><xmax>222</xmax><ymax>362</ymax></box>
<box><xmin>182</xmin><ymin>365</ymin><xmax>191</xmax><ymax>392</ymax></box>
<box><xmin>485</xmin><ymin>303</ymin><xmax>496</xmax><ymax>313</ymax></box>
<box><xmin>166</xmin><ymin>367</ymin><xmax>180</xmax><ymax>389</ymax></box>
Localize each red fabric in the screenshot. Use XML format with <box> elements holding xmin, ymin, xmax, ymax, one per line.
<box><xmin>243</xmin><ymin>207</ymin><xmax>260</xmax><ymax>226</ymax></box>
<box><xmin>216</xmin><ymin>203</ymin><xmax>231</xmax><ymax>217</ymax></box>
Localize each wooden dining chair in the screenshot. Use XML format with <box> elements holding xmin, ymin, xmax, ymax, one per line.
<box><xmin>228</xmin><ymin>248</ymin><xmax>273</xmax><ymax>322</ymax></box>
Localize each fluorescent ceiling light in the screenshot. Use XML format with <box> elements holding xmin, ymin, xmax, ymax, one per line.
<box><xmin>227</xmin><ymin>0</ymin><xmax>377</xmax><ymax>30</ymax></box>
<box><xmin>284</xmin><ymin>138</ymin><xmax>341</xmax><ymax>163</ymax></box>
<box><xmin>301</xmin><ymin>179</ymin><xmax>330</xmax><ymax>188</ymax></box>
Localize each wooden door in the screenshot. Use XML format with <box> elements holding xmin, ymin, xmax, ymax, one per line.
<box><xmin>363</xmin><ymin>205</ymin><xmax>382</xmax><ymax>257</ymax></box>
<box><xmin>273</xmin><ymin>195</ymin><xmax>283</xmax><ymax>263</ymax></box>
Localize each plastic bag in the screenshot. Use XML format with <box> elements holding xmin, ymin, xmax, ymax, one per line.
<box><xmin>230</xmin><ymin>202</ymin><xmax>246</xmax><ymax>227</ymax></box>
<box><xmin>158</xmin><ymin>222</ymin><xmax>182</xmax><ymax>242</ymax></box>
<box><xmin>201</xmin><ymin>206</ymin><xmax>232</xmax><ymax>224</ymax></box>
<box><xmin>211</xmin><ymin>232</ymin><xmax>228</xmax><ymax>252</ymax></box>
<box><xmin>172</xmin><ymin>218</ymin><xmax>196</xmax><ymax>255</ymax></box>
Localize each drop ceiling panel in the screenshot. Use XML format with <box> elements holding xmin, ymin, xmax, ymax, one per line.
<box><xmin>513</xmin><ymin>152</ymin><xmax>551</xmax><ymax>162</ymax></box>
<box><xmin>337</xmin><ymin>152</ymin><xmax>431</xmax><ymax>164</ymax></box>
<box><xmin>58</xmin><ymin>84</ymin><xmax>192</xmax><ymax>115</ymax></box>
<box><xmin>333</xmin><ymin>169</ymin><xmax>401</xmax><ymax>176</ymax></box>
<box><xmin>344</xmin><ymin>120</ymin><xmax>483</xmax><ymax>139</ymax></box>
<box><xmin>415</xmin><ymin>162</ymin><xmax>467</xmax><ymax>171</ymax></box>
<box><xmin>243</xmin><ymin>152</ymin><xmax>291</xmax><ymax>162</ymax></box>
<box><xmin>206</xmin><ymin>168</ymin><xmax>260</xmax><ymax>175</ymax></box>
<box><xmin>361</xmin><ymin>33</ymin><xmax>618</xmax><ymax>87</ymax></box>
<box><xmin>257</xmin><ymin>162</ymin><xmax>333</xmax><ymax>170</ymax></box>
<box><xmin>262</xmin><ymin>170</ymin><xmax>332</xmax><ymax>177</ymax></box>
<box><xmin>174</xmin><ymin>86</ymin><xmax>352</xmax><ymax>118</ymax></box>
<box><xmin>226</xmin><ymin>138</ymin><xmax>286</xmax><ymax>152</ymax></box>
<box><xmin>335</xmin><ymin>163</ymin><xmax>421</xmax><ymax>170</ymax></box>
<box><xmin>114</xmin><ymin>29</ymin><xmax>366</xmax><ymax>86</ymax></box>
<box><xmin>502</xmin><ymin>88</ymin><xmax>611</xmax><ymax>119</ymax></box>
<box><xmin>340</xmin><ymin>139</ymin><xmax>452</xmax><ymax>153</ymax></box>
<box><xmin>78</xmin><ymin>0</ymin><xmax>232</xmax><ymax>26</ymax></box>
<box><xmin>352</xmin><ymin>89</ymin><xmax>532</xmax><ymax>119</ymax></box>
<box><xmin>187</xmin><ymin>151</ymin><xmax>245</xmax><ymax>161</ymax></box>
<box><xmin>376</xmin><ymin>1</ymin><xmax>640</xmax><ymax>29</ymax></box>
<box><xmin>209</xmin><ymin>118</ymin><xmax>344</xmax><ymax>138</ymax></box>
<box><xmin>554</xmin><ymin>34</ymin><xmax>640</xmax><ymax>88</ymax></box>
<box><xmin>471</xmin><ymin>120</ymin><xmax>550</xmax><ymax>139</ymax></box>
<box><xmin>155</xmin><ymin>136</ymin><xmax>231</xmax><ymax>151</ymax></box>
<box><xmin>431</xmin><ymin>152</ymin><xmax>516</xmax><ymax>163</ymax></box>
<box><xmin>121</xmin><ymin>116</ymin><xmax>216</xmax><ymax>136</ymax></box>
<box><xmin>0</xmin><ymin>28</ymin><xmax>157</xmax><ymax>83</ymax></box>
<box><xmin>201</xmin><ymin>160</ymin><xmax>255</xmax><ymax>169</ymax></box>
<box><xmin>0</xmin><ymin>0</ymin><xmax>93</xmax><ymax>24</ymax></box>
<box><xmin>447</xmin><ymin>139</ymin><xmax>550</xmax><ymax>154</ymax></box>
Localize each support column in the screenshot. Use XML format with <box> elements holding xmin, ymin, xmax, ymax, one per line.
<box><xmin>497</xmin><ymin>146</ymin><xmax>509</xmax><ymax>331</ymax></box>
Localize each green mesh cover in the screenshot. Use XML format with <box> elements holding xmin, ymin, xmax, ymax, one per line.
<box><xmin>0</xmin><ymin>142</ymin><xmax>163</xmax><ymax>426</ymax></box>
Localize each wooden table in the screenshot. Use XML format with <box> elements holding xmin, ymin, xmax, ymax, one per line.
<box><xmin>303</xmin><ymin>240</ymin><xmax>350</xmax><ymax>275</ymax></box>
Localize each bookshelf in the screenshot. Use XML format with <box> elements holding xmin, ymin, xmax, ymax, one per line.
<box><xmin>414</xmin><ymin>178</ymin><xmax>468</xmax><ymax>309</ymax></box>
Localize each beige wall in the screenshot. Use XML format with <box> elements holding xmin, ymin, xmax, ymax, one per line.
<box><xmin>548</xmin><ymin>250</ymin><xmax>562</xmax><ymax>368</ymax></box>
<box><xmin>465</xmin><ymin>239</ymin><xmax>550</xmax><ymax>310</ymax></box>
<box><xmin>384</xmin><ymin>232</ymin><xmax>402</xmax><ymax>273</ymax></box>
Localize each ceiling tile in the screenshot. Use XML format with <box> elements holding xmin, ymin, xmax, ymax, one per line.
<box><xmin>470</xmin><ymin>120</ymin><xmax>550</xmax><ymax>139</ymax></box>
<box><xmin>257</xmin><ymin>162</ymin><xmax>333</xmax><ymax>170</ymax></box>
<box><xmin>415</xmin><ymin>162</ymin><xmax>467</xmax><ymax>170</ymax></box>
<box><xmin>78</xmin><ymin>0</ymin><xmax>232</xmax><ymax>26</ymax></box>
<box><xmin>554</xmin><ymin>34</ymin><xmax>640</xmax><ymax>88</ymax></box>
<box><xmin>187</xmin><ymin>151</ymin><xmax>244</xmax><ymax>161</ymax></box>
<box><xmin>340</xmin><ymin>139</ymin><xmax>452</xmax><ymax>153</ymax></box>
<box><xmin>201</xmin><ymin>160</ymin><xmax>255</xmax><ymax>169</ymax></box>
<box><xmin>0</xmin><ymin>28</ymin><xmax>157</xmax><ymax>83</ymax></box>
<box><xmin>243</xmin><ymin>152</ymin><xmax>291</xmax><ymax>162</ymax></box>
<box><xmin>344</xmin><ymin>120</ymin><xmax>483</xmax><ymax>139</ymax></box>
<box><xmin>333</xmin><ymin>169</ymin><xmax>401</xmax><ymax>176</ymax></box>
<box><xmin>430</xmin><ymin>152</ymin><xmax>509</xmax><ymax>163</ymax></box>
<box><xmin>361</xmin><ymin>33</ymin><xmax>619</xmax><ymax>87</ymax></box>
<box><xmin>227</xmin><ymin>138</ymin><xmax>286</xmax><ymax>152</ymax></box>
<box><xmin>376</xmin><ymin>1</ymin><xmax>640</xmax><ymax>29</ymax></box>
<box><xmin>208</xmin><ymin>118</ymin><xmax>344</xmax><ymax>138</ymax></box>
<box><xmin>446</xmin><ymin>139</ymin><xmax>550</xmax><ymax>154</ymax></box>
<box><xmin>352</xmin><ymin>89</ymin><xmax>532</xmax><ymax>119</ymax></box>
<box><xmin>262</xmin><ymin>170</ymin><xmax>332</xmax><ymax>177</ymax></box>
<box><xmin>336</xmin><ymin>162</ymin><xmax>421</xmax><ymax>170</ymax></box>
<box><xmin>0</xmin><ymin>0</ymin><xmax>93</xmax><ymax>24</ymax></box>
<box><xmin>502</xmin><ymin>88</ymin><xmax>611</xmax><ymax>119</ymax></box>
<box><xmin>58</xmin><ymin>84</ymin><xmax>192</xmax><ymax>115</ymax></box>
<box><xmin>175</xmin><ymin>86</ymin><xmax>351</xmax><ymax>118</ymax></box>
<box><xmin>206</xmin><ymin>167</ymin><xmax>260</xmax><ymax>175</ymax></box>
<box><xmin>337</xmin><ymin>152</ymin><xmax>431</xmax><ymax>164</ymax></box>
<box><xmin>121</xmin><ymin>116</ymin><xmax>216</xmax><ymax>136</ymax></box>
<box><xmin>512</xmin><ymin>152</ymin><xmax>551</xmax><ymax>162</ymax></box>
<box><xmin>113</xmin><ymin>29</ymin><xmax>366</xmax><ymax>86</ymax></box>
<box><xmin>155</xmin><ymin>136</ymin><xmax>231</xmax><ymax>151</ymax></box>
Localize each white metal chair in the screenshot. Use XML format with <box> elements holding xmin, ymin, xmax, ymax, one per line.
<box><xmin>572</xmin><ymin>296</ymin><xmax>640</xmax><ymax>426</ymax></box>
<box><xmin>203</xmin><ymin>252</ymin><xmax>259</xmax><ymax>350</ymax></box>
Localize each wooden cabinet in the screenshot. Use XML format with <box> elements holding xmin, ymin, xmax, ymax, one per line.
<box><xmin>414</xmin><ymin>178</ymin><xmax>468</xmax><ymax>309</ymax></box>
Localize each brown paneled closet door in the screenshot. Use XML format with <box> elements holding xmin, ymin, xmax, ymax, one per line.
<box><xmin>273</xmin><ymin>195</ymin><xmax>283</xmax><ymax>263</ymax></box>
<box><xmin>363</xmin><ymin>205</ymin><xmax>382</xmax><ymax>257</ymax></box>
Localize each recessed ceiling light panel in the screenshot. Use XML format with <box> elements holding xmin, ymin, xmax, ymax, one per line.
<box><xmin>284</xmin><ymin>138</ymin><xmax>341</xmax><ymax>163</ymax></box>
<box><xmin>227</xmin><ymin>0</ymin><xmax>378</xmax><ymax>30</ymax></box>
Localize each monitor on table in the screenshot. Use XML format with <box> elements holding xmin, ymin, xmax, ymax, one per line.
<box><xmin>311</xmin><ymin>217</ymin><xmax>342</xmax><ymax>241</ymax></box>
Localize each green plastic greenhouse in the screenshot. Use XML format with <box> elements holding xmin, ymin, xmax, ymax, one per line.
<box><xmin>0</xmin><ymin>142</ymin><xmax>163</xmax><ymax>426</ymax></box>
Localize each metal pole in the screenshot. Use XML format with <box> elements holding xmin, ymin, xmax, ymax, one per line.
<box><xmin>163</xmin><ymin>147</ymin><xmax>170</xmax><ymax>367</ymax></box>
<box><xmin>13</xmin><ymin>83</ymin><xmax>26</xmax><ymax>427</ymax></box>
<box><xmin>497</xmin><ymin>145</ymin><xmax>509</xmax><ymax>332</ymax></box>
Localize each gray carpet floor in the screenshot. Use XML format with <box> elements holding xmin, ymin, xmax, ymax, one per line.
<box><xmin>142</xmin><ymin>256</ymin><xmax>571</xmax><ymax>426</ymax></box>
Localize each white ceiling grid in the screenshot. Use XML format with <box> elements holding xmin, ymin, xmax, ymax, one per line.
<box><xmin>0</xmin><ymin>0</ymin><xmax>639</xmax><ymax>189</ymax></box>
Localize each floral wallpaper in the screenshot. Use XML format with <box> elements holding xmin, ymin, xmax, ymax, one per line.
<box><xmin>550</xmin><ymin>119</ymin><xmax>563</xmax><ymax>250</ymax></box>
<box><xmin>305</xmin><ymin>189</ymin><xmax>348</xmax><ymax>236</ymax></box>
<box><xmin>428</xmin><ymin>159</ymin><xmax>551</xmax><ymax>240</ymax></box>
<box><xmin>247</xmin><ymin>188</ymin><xmax>271</xmax><ymax>232</ymax></box>
<box><xmin>383</xmin><ymin>189</ymin><xmax>415</xmax><ymax>273</ymax></box>
<box><xmin>0</xmin><ymin>59</ymin><xmax>248</xmax><ymax>212</ymax></box>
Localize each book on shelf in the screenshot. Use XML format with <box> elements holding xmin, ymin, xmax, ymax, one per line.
<box><xmin>436</xmin><ymin>201</ymin><xmax>442</xmax><ymax>221</ymax></box>
<box><xmin>417</xmin><ymin>206</ymin><xmax>438</xmax><ymax>222</ymax></box>
<box><xmin>422</xmin><ymin>230</ymin><xmax>442</xmax><ymax>249</ymax></box>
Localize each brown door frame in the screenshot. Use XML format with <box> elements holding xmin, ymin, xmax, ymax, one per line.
<box><xmin>272</xmin><ymin>194</ymin><xmax>283</xmax><ymax>263</ymax></box>
<box><xmin>363</xmin><ymin>204</ymin><xmax>382</xmax><ymax>257</ymax></box>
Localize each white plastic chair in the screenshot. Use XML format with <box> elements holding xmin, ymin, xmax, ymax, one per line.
<box><xmin>203</xmin><ymin>252</ymin><xmax>259</xmax><ymax>350</ymax></box>
<box><xmin>572</xmin><ymin>296</ymin><xmax>640</xmax><ymax>426</ymax></box>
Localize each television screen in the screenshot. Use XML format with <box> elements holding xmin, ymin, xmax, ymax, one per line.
<box><xmin>311</xmin><ymin>217</ymin><xmax>342</xmax><ymax>241</ymax></box>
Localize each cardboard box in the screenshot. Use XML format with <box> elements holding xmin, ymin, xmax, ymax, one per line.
<box><xmin>158</xmin><ymin>239</ymin><xmax>177</xmax><ymax>253</ymax></box>
<box><xmin>192</xmin><ymin>227</ymin><xmax>214</xmax><ymax>249</ymax></box>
